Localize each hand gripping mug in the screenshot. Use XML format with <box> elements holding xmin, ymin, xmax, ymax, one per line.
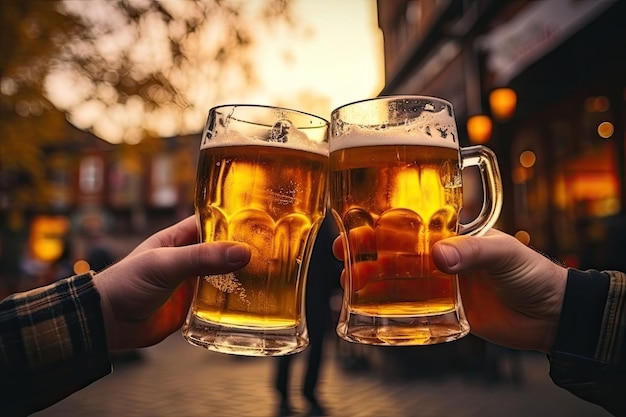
<box><xmin>182</xmin><ymin>104</ymin><xmax>329</xmax><ymax>356</ymax></box>
<box><xmin>329</xmin><ymin>96</ymin><xmax>502</xmax><ymax>346</ymax></box>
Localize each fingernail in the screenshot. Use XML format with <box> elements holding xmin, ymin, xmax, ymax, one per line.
<box><xmin>439</xmin><ymin>244</ymin><xmax>460</xmax><ymax>268</ymax></box>
<box><xmin>225</xmin><ymin>244</ymin><xmax>249</xmax><ymax>265</ymax></box>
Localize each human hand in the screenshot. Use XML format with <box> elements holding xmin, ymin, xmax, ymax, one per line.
<box><xmin>431</xmin><ymin>229</ymin><xmax>567</xmax><ymax>353</ymax></box>
<box><xmin>332</xmin><ymin>229</ymin><xmax>567</xmax><ymax>353</ymax></box>
<box><xmin>94</xmin><ymin>216</ymin><xmax>251</xmax><ymax>351</ymax></box>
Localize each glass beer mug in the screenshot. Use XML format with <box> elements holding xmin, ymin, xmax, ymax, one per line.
<box><xmin>330</xmin><ymin>96</ymin><xmax>503</xmax><ymax>346</ymax></box>
<box><xmin>182</xmin><ymin>104</ymin><xmax>329</xmax><ymax>356</ymax></box>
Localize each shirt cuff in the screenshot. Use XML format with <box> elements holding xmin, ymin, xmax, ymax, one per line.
<box><xmin>551</xmin><ymin>268</ymin><xmax>609</xmax><ymax>359</ymax></box>
<box><xmin>0</xmin><ymin>272</ymin><xmax>112</xmax><ymax>415</ymax></box>
<box><xmin>547</xmin><ymin>269</ymin><xmax>626</xmax><ymax>415</ymax></box>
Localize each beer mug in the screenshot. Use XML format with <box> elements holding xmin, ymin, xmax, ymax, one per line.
<box><xmin>330</xmin><ymin>96</ymin><xmax>502</xmax><ymax>346</ymax></box>
<box><xmin>182</xmin><ymin>104</ymin><xmax>329</xmax><ymax>356</ymax></box>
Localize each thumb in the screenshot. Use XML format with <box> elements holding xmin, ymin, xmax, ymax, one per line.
<box><xmin>432</xmin><ymin>239</ymin><xmax>469</xmax><ymax>274</ymax></box>
<box><xmin>137</xmin><ymin>241</ymin><xmax>252</xmax><ymax>289</ymax></box>
<box><xmin>94</xmin><ymin>241</ymin><xmax>251</xmax><ymax>350</ymax></box>
<box><xmin>95</xmin><ymin>241</ymin><xmax>251</xmax><ymax>318</ymax></box>
<box><xmin>431</xmin><ymin>229</ymin><xmax>515</xmax><ymax>274</ymax></box>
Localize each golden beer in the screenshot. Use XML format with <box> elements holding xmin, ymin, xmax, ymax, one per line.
<box><xmin>331</xmin><ymin>95</ymin><xmax>502</xmax><ymax>346</ymax></box>
<box><xmin>193</xmin><ymin>144</ymin><xmax>328</xmax><ymax>328</ymax></box>
<box><xmin>330</xmin><ymin>143</ymin><xmax>461</xmax><ymax>318</ymax></box>
<box><xmin>182</xmin><ymin>103</ymin><xmax>329</xmax><ymax>356</ymax></box>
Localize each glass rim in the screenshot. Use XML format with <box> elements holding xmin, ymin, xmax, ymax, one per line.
<box><xmin>208</xmin><ymin>103</ymin><xmax>329</xmax><ymax>129</ymax></box>
<box><xmin>331</xmin><ymin>95</ymin><xmax>453</xmax><ymax>116</ymax></box>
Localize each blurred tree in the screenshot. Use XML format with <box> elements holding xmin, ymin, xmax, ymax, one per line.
<box><xmin>0</xmin><ymin>0</ymin><xmax>82</xmax><ymax>211</ymax></box>
<box><xmin>0</xmin><ymin>0</ymin><xmax>297</xmax><ymax>212</ymax></box>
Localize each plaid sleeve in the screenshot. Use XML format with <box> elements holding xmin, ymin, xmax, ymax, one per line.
<box><xmin>549</xmin><ymin>268</ymin><xmax>626</xmax><ymax>416</ymax></box>
<box><xmin>0</xmin><ymin>272</ymin><xmax>112</xmax><ymax>416</ymax></box>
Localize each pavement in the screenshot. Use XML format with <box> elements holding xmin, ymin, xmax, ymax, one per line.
<box><xmin>34</xmin><ymin>333</ymin><xmax>612</xmax><ymax>417</ymax></box>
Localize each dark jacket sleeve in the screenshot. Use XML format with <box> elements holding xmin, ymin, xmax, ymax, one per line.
<box><xmin>0</xmin><ymin>272</ymin><xmax>112</xmax><ymax>416</ymax></box>
<box><xmin>549</xmin><ymin>268</ymin><xmax>626</xmax><ymax>416</ymax></box>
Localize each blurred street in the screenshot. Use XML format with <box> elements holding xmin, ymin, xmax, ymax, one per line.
<box><xmin>35</xmin><ymin>333</ymin><xmax>611</xmax><ymax>417</ymax></box>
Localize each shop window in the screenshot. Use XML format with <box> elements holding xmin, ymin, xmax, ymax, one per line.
<box><xmin>150</xmin><ymin>154</ymin><xmax>178</xmax><ymax>207</ymax></box>
<box><xmin>562</xmin><ymin>143</ymin><xmax>620</xmax><ymax>217</ymax></box>
<box><xmin>47</xmin><ymin>154</ymin><xmax>74</xmax><ymax>209</ymax></box>
<box><xmin>79</xmin><ymin>156</ymin><xmax>104</xmax><ymax>195</ymax></box>
<box><xmin>109</xmin><ymin>158</ymin><xmax>142</xmax><ymax>208</ymax></box>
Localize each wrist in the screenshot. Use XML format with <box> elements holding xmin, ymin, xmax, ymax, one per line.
<box><xmin>539</xmin><ymin>263</ymin><xmax>568</xmax><ymax>353</ymax></box>
<box><xmin>92</xmin><ymin>270</ymin><xmax>119</xmax><ymax>351</ymax></box>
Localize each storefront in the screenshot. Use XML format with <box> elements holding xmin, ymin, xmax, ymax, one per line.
<box><xmin>377</xmin><ymin>0</ymin><xmax>626</xmax><ymax>267</ymax></box>
<box><xmin>479</xmin><ymin>0</ymin><xmax>626</xmax><ymax>267</ymax></box>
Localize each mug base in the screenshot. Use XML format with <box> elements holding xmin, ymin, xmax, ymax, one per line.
<box><xmin>336</xmin><ymin>309</ymin><xmax>469</xmax><ymax>346</ymax></box>
<box><xmin>182</xmin><ymin>314</ymin><xmax>308</xmax><ymax>357</ymax></box>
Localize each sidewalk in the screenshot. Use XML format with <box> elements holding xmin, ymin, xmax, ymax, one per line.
<box><xmin>35</xmin><ymin>334</ymin><xmax>611</xmax><ymax>417</ymax></box>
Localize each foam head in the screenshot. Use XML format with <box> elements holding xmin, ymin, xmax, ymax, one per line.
<box><xmin>330</xmin><ymin>96</ymin><xmax>458</xmax><ymax>152</ymax></box>
<box><xmin>201</xmin><ymin>104</ymin><xmax>329</xmax><ymax>155</ymax></box>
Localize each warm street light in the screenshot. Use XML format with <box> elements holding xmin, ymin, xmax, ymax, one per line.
<box><xmin>489</xmin><ymin>88</ymin><xmax>517</xmax><ymax>121</ymax></box>
<box><xmin>466</xmin><ymin>114</ymin><xmax>493</xmax><ymax>144</ymax></box>
<box><xmin>598</xmin><ymin>121</ymin><xmax>614</xmax><ymax>138</ymax></box>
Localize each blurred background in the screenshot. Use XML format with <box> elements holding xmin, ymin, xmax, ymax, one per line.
<box><xmin>1</xmin><ymin>0</ymin><xmax>624</xmax><ymax>416</ymax></box>
<box><xmin>0</xmin><ymin>0</ymin><xmax>383</xmax><ymax>293</ymax></box>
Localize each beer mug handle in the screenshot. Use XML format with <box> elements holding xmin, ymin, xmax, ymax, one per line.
<box><xmin>458</xmin><ymin>145</ymin><xmax>503</xmax><ymax>236</ymax></box>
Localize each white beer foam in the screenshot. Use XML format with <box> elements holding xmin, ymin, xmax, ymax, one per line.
<box><xmin>330</xmin><ymin>110</ymin><xmax>458</xmax><ymax>152</ymax></box>
<box><xmin>201</xmin><ymin>129</ymin><xmax>328</xmax><ymax>156</ymax></box>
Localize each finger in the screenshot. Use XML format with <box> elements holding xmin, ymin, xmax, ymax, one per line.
<box><xmin>136</xmin><ymin>241</ymin><xmax>251</xmax><ymax>289</ymax></box>
<box><xmin>339</xmin><ymin>269</ymin><xmax>346</xmax><ymax>288</ymax></box>
<box><xmin>431</xmin><ymin>229</ymin><xmax>527</xmax><ymax>274</ymax></box>
<box><xmin>332</xmin><ymin>236</ymin><xmax>344</xmax><ymax>260</ymax></box>
<box><xmin>130</xmin><ymin>216</ymin><xmax>198</xmax><ymax>255</ymax></box>
<box><xmin>165</xmin><ymin>216</ymin><xmax>199</xmax><ymax>247</ymax></box>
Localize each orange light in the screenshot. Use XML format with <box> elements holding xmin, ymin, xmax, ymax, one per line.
<box><xmin>519</xmin><ymin>150</ymin><xmax>536</xmax><ymax>168</ymax></box>
<box><xmin>489</xmin><ymin>88</ymin><xmax>517</xmax><ymax>121</ymax></box>
<box><xmin>514</xmin><ymin>230</ymin><xmax>531</xmax><ymax>245</ymax></box>
<box><xmin>73</xmin><ymin>260</ymin><xmax>91</xmax><ymax>274</ymax></box>
<box><xmin>512</xmin><ymin>166</ymin><xmax>531</xmax><ymax>184</ymax></box>
<box><xmin>598</xmin><ymin>121</ymin><xmax>614</xmax><ymax>138</ymax></box>
<box><xmin>585</xmin><ymin>96</ymin><xmax>610</xmax><ymax>113</ymax></box>
<box><xmin>568</xmin><ymin>172</ymin><xmax>618</xmax><ymax>200</ymax></box>
<box><xmin>466</xmin><ymin>115</ymin><xmax>493</xmax><ymax>144</ymax></box>
<box><xmin>29</xmin><ymin>215</ymin><xmax>70</xmax><ymax>262</ymax></box>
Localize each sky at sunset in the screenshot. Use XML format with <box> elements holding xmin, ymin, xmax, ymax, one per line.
<box><xmin>242</xmin><ymin>0</ymin><xmax>385</xmax><ymax>120</ymax></box>
<box><xmin>45</xmin><ymin>0</ymin><xmax>385</xmax><ymax>143</ymax></box>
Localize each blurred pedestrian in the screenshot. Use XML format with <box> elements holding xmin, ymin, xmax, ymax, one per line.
<box><xmin>275</xmin><ymin>215</ymin><xmax>342</xmax><ymax>417</ymax></box>
<box><xmin>50</xmin><ymin>237</ymin><xmax>75</xmax><ymax>282</ymax></box>
<box><xmin>83</xmin><ymin>219</ymin><xmax>116</xmax><ymax>273</ymax></box>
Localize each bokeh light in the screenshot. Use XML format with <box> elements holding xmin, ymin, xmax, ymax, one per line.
<box><xmin>597</xmin><ymin>121</ymin><xmax>614</xmax><ymax>138</ymax></box>
<box><xmin>519</xmin><ymin>150</ymin><xmax>536</xmax><ymax>168</ymax></box>
<box><xmin>514</xmin><ymin>230</ymin><xmax>531</xmax><ymax>245</ymax></box>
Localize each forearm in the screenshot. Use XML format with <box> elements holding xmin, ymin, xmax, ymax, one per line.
<box><xmin>0</xmin><ymin>273</ymin><xmax>111</xmax><ymax>416</ymax></box>
<box><xmin>549</xmin><ymin>268</ymin><xmax>626</xmax><ymax>416</ymax></box>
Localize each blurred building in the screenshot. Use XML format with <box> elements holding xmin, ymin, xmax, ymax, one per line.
<box><xmin>0</xmin><ymin>122</ymin><xmax>199</xmax><ymax>292</ymax></box>
<box><xmin>376</xmin><ymin>0</ymin><xmax>626</xmax><ymax>269</ymax></box>
<box><xmin>363</xmin><ymin>0</ymin><xmax>626</xmax><ymax>378</ymax></box>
